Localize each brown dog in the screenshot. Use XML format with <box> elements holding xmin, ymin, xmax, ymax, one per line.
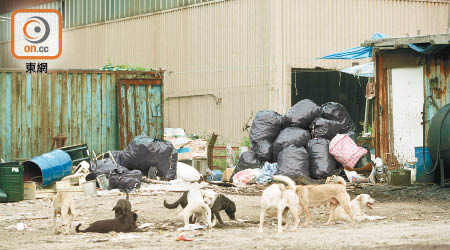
<box><xmin>52</xmin><ymin>192</ymin><xmax>78</xmax><ymax>234</ymax></box>
<box><xmin>295</xmin><ymin>176</ymin><xmax>355</xmax><ymax>226</ymax></box>
<box><xmin>76</xmin><ymin>212</ymin><xmax>140</xmax><ymax>233</ymax></box>
<box><xmin>112</xmin><ymin>190</ymin><xmax>131</xmax><ymax>219</ymax></box>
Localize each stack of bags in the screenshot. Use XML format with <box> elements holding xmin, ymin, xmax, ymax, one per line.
<box><xmin>236</xmin><ymin>99</ymin><xmax>362</xmax><ymax>181</ymax></box>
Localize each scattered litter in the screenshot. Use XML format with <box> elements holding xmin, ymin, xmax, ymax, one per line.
<box><xmin>232</xmin><ymin>168</ymin><xmax>263</xmax><ymax>185</ymax></box>
<box><xmin>112</xmin><ymin>234</ymin><xmax>139</xmax><ymax>241</ymax></box>
<box><xmin>138</xmin><ymin>223</ymin><xmax>154</xmax><ymax>229</ymax></box>
<box><xmin>177</xmin><ymin>224</ymin><xmax>207</xmax><ymax>231</ymax></box>
<box><xmin>176</xmin><ymin>234</ymin><xmax>194</xmax><ymax>241</ymax></box>
<box><xmin>16</xmin><ymin>223</ymin><xmax>27</xmax><ymax>231</ymax></box>
<box><xmin>257</xmin><ymin>162</ymin><xmax>278</xmax><ymax>184</ymax></box>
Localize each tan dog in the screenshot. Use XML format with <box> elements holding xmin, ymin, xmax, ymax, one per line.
<box><xmin>258</xmin><ymin>175</ymin><xmax>300</xmax><ymax>233</ymax></box>
<box><xmin>295</xmin><ymin>175</ymin><xmax>355</xmax><ymax>226</ymax></box>
<box><xmin>328</xmin><ymin>194</ymin><xmax>386</xmax><ymax>224</ymax></box>
<box><xmin>52</xmin><ymin>192</ymin><xmax>78</xmax><ymax>234</ymax></box>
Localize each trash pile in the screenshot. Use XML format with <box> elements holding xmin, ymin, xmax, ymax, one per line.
<box><xmin>164</xmin><ymin>128</ymin><xmax>208</xmax><ymax>161</ymax></box>
<box><xmin>234</xmin><ymin>99</ymin><xmax>371</xmax><ymax>185</ymax></box>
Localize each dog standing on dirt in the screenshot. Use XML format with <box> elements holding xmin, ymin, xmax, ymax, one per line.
<box><xmin>164</xmin><ymin>190</ymin><xmax>236</xmax><ymax>225</ymax></box>
<box><xmin>258</xmin><ymin>175</ymin><xmax>300</xmax><ymax>233</ymax></box>
<box><xmin>52</xmin><ymin>192</ymin><xmax>78</xmax><ymax>234</ymax></box>
<box><xmin>76</xmin><ymin>212</ymin><xmax>140</xmax><ymax>233</ymax></box>
<box><xmin>296</xmin><ymin>175</ymin><xmax>355</xmax><ymax>226</ymax></box>
<box><xmin>113</xmin><ymin>190</ymin><xmax>131</xmax><ymax>219</ymax></box>
<box><xmin>328</xmin><ymin>194</ymin><xmax>386</xmax><ymax>224</ymax></box>
<box><xmin>176</xmin><ymin>189</ymin><xmax>215</xmax><ymax>228</ymax></box>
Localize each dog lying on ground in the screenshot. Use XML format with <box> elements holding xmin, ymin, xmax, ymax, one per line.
<box><xmin>113</xmin><ymin>190</ymin><xmax>131</xmax><ymax>219</ymax></box>
<box><xmin>52</xmin><ymin>192</ymin><xmax>79</xmax><ymax>234</ymax></box>
<box><xmin>76</xmin><ymin>212</ymin><xmax>140</xmax><ymax>233</ymax></box>
<box><xmin>328</xmin><ymin>194</ymin><xmax>386</xmax><ymax>224</ymax></box>
<box><xmin>163</xmin><ymin>190</ymin><xmax>236</xmax><ymax>225</ymax></box>
<box><xmin>258</xmin><ymin>175</ymin><xmax>300</xmax><ymax>233</ymax></box>
<box><xmin>295</xmin><ymin>175</ymin><xmax>355</xmax><ymax>226</ymax></box>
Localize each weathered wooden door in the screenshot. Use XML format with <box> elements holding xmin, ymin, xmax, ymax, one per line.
<box><xmin>118</xmin><ymin>78</ymin><xmax>163</xmax><ymax>149</ymax></box>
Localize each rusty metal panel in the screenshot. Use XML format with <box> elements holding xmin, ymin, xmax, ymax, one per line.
<box><xmin>118</xmin><ymin>78</ymin><xmax>163</xmax><ymax>149</ymax></box>
<box><xmin>0</xmin><ymin>70</ymin><xmax>123</xmax><ymax>161</ymax></box>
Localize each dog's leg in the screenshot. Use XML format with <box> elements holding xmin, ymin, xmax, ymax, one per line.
<box><xmin>342</xmin><ymin>204</ymin><xmax>355</xmax><ymax>226</ymax></box>
<box><xmin>213</xmin><ymin>211</ymin><xmax>224</xmax><ymax>224</ymax></box>
<box><xmin>290</xmin><ymin>206</ymin><xmax>300</xmax><ymax>232</ymax></box>
<box><xmin>53</xmin><ymin>210</ymin><xmax>59</xmax><ymax>234</ymax></box>
<box><xmin>257</xmin><ymin>207</ymin><xmax>265</xmax><ymax>233</ymax></box>
<box><xmin>61</xmin><ymin>204</ymin><xmax>71</xmax><ymax>235</ymax></box>
<box><xmin>204</xmin><ymin>206</ymin><xmax>212</xmax><ymax>229</ymax></box>
<box><xmin>325</xmin><ymin>203</ymin><xmax>337</xmax><ymax>225</ymax></box>
<box><xmin>277</xmin><ymin>205</ymin><xmax>284</xmax><ymax>233</ymax></box>
<box><xmin>301</xmin><ymin>204</ymin><xmax>310</xmax><ymax>227</ymax></box>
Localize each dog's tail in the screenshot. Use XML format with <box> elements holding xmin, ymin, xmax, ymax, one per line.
<box><xmin>125</xmin><ymin>189</ymin><xmax>129</xmax><ymax>200</ymax></box>
<box><xmin>272</xmin><ymin>175</ymin><xmax>296</xmax><ymax>191</ymax></box>
<box><xmin>163</xmin><ymin>195</ymin><xmax>184</xmax><ymax>209</ymax></box>
<box><xmin>75</xmin><ymin>224</ymin><xmax>85</xmax><ymax>233</ymax></box>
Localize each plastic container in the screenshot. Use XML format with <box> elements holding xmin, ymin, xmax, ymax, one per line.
<box><xmin>414</xmin><ymin>147</ymin><xmax>439</xmax><ymax>183</ymax></box>
<box><xmin>83</xmin><ymin>180</ymin><xmax>97</xmax><ymax>196</ymax></box>
<box><xmin>23</xmin><ymin>150</ymin><xmax>73</xmax><ymax>187</ymax></box>
<box><xmin>96</xmin><ymin>174</ymin><xmax>109</xmax><ymax>190</ymax></box>
<box><xmin>23</xmin><ymin>181</ymin><xmax>36</xmax><ymax>200</ymax></box>
<box><xmin>0</xmin><ymin>162</ymin><xmax>24</xmax><ymax>202</ymax></box>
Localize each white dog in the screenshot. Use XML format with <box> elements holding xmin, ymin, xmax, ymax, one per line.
<box><xmin>52</xmin><ymin>192</ymin><xmax>78</xmax><ymax>234</ymax></box>
<box><xmin>180</xmin><ymin>188</ymin><xmax>216</xmax><ymax>229</ymax></box>
<box><xmin>327</xmin><ymin>194</ymin><xmax>386</xmax><ymax>224</ymax></box>
<box><xmin>258</xmin><ymin>175</ymin><xmax>300</xmax><ymax>233</ymax></box>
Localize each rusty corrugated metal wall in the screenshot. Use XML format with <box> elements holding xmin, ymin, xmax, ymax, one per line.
<box><xmin>374</xmin><ymin>47</ymin><xmax>450</xmax><ymax>162</ymax></box>
<box><xmin>0</xmin><ymin>70</ymin><xmax>118</xmax><ymax>161</ymax></box>
<box><xmin>0</xmin><ymin>70</ymin><xmax>164</xmax><ymax>162</ymax></box>
<box><xmin>0</xmin><ymin>0</ymin><xmax>448</xmax><ymax>144</ymax></box>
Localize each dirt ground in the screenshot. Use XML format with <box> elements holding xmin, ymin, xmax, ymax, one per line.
<box><xmin>1</xmin><ymin>182</ymin><xmax>450</xmax><ymax>250</ymax></box>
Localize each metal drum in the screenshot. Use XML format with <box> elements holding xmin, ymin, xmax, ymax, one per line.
<box><xmin>22</xmin><ymin>150</ymin><xmax>73</xmax><ymax>187</ymax></box>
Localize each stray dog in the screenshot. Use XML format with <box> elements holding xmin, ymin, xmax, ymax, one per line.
<box><xmin>328</xmin><ymin>194</ymin><xmax>386</xmax><ymax>224</ymax></box>
<box><xmin>76</xmin><ymin>212</ymin><xmax>140</xmax><ymax>233</ymax></box>
<box><xmin>113</xmin><ymin>190</ymin><xmax>131</xmax><ymax>219</ymax></box>
<box><xmin>258</xmin><ymin>175</ymin><xmax>300</xmax><ymax>233</ymax></box>
<box><xmin>295</xmin><ymin>175</ymin><xmax>355</xmax><ymax>226</ymax></box>
<box><xmin>52</xmin><ymin>192</ymin><xmax>78</xmax><ymax>234</ymax></box>
<box><xmin>179</xmin><ymin>189</ymin><xmax>214</xmax><ymax>228</ymax></box>
<box><xmin>164</xmin><ymin>189</ymin><xmax>234</xmax><ymax>225</ymax></box>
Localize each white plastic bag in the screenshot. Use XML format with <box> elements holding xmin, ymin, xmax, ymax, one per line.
<box><xmin>176</xmin><ymin>162</ymin><xmax>201</xmax><ymax>182</ymax></box>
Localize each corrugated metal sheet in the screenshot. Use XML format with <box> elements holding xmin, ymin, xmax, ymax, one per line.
<box><xmin>374</xmin><ymin>47</ymin><xmax>450</xmax><ymax>162</ymax></box>
<box><xmin>0</xmin><ymin>69</ymin><xmax>163</xmax><ymax>162</ymax></box>
<box><xmin>0</xmin><ymin>0</ymin><xmax>448</xmax><ymax>144</ymax></box>
<box><xmin>118</xmin><ymin>77</ymin><xmax>163</xmax><ymax>148</ymax></box>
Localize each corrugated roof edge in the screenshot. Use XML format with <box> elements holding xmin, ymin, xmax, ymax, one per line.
<box><xmin>361</xmin><ymin>33</ymin><xmax>450</xmax><ymax>48</ymax></box>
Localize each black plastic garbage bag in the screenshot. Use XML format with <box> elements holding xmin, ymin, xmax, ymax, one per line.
<box><xmin>283</xmin><ymin>99</ymin><xmax>322</xmax><ymax>129</ymax></box>
<box><xmin>108</xmin><ymin>168</ymin><xmax>142</xmax><ymax>191</ymax></box>
<box><xmin>307</xmin><ymin>138</ymin><xmax>337</xmax><ymax>179</ymax></box>
<box><xmin>236</xmin><ymin>150</ymin><xmax>262</xmax><ymax>171</ymax></box>
<box><xmin>253</xmin><ymin>140</ymin><xmax>273</xmax><ymax>162</ymax></box>
<box><xmin>93</xmin><ymin>158</ymin><xmax>128</xmax><ymax>175</ymax></box>
<box><xmin>310</xmin><ymin>118</ymin><xmax>343</xmax><ymax>140</ymax></box>
<box><xmin>249</xmin><ymin>110</ymin><xmax>282</xmax><ymax>144</ymax></box>
<box><xmin>321</xmin><ymin>102</ymin><xmax>356</xmax><ymax>134</ymax></box>
<box><xmin>272</xmin><ymin>127</ymin><xmax>311</xmax><ymax>162</ymax></box>
<box><xmin>119</xmin><ymin>135</ymin><xmax>177</xmax><ymax>180</ymax></box>
<box><xmin>276</xmin><ymin>146</ymin><xmax>310</xmax><ymax>178</ymax></box>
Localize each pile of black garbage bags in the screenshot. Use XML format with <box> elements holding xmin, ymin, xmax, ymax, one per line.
<box><xmin>89</xmin><ymin>135</ymin><xmax>178</xmax><ymax>191</ymax></box>
<box><xmin>237</xmin><ymin>99</ymin><xmax>357</xmax><ymax>181</ymax></box>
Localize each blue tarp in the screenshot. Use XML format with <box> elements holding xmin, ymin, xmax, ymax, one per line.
<box><xmin>340</xmin><ymin>62</ymin><xmax>374</xmax><ymax>78</ymax></box>
<box><xmin>319</xmin><ymin>33</ymin><xmax>388</xmax><ymax>60</ymax></box>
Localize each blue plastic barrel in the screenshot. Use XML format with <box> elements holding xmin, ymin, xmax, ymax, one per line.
<box><xmin>414</xmin><ymin>146</ymin><xmax>439</xmax><ymax>183</ymax></box>
<box><xmin>23</xmin><ymin>150</ymin><xmax>73</xmax><ymax>187</ymax></box>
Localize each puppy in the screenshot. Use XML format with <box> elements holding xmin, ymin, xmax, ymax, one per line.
<box><xmin>295</xmin><ymin>175</ymin><xmax>355</xmax><ymax>226</ymax></box>
<box><xmin>180</xmin><ymin>188</ymin><xmax>214</xmax><ymax>229</ymax></box>
<box><xmin>52</xmin><ymin>192</ymin><xmax>78</xmax><ymax>234</ymax></box>
<box><xmin>164</xmin><ymin>189</ymin><xmax>232</xmax><ymax>225</ymax></box>
<box><xmin>112</xmin><ymin>190</ymin><xmax>131</xmax><ymax>219</ymax></box>
<box><xmin>328</xmin><ymin>194</ymin><xmax>386</xmax><ymax>224</ymax></box>
<box><xmin>258</xmin><ymin>175</ymin><xmax>300</xmax><ymax>233</ymax></box>
<box><xmin>76</xmin><ymin>212</ymin><xmax>140</xmax><ymax>233</ymax></box>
